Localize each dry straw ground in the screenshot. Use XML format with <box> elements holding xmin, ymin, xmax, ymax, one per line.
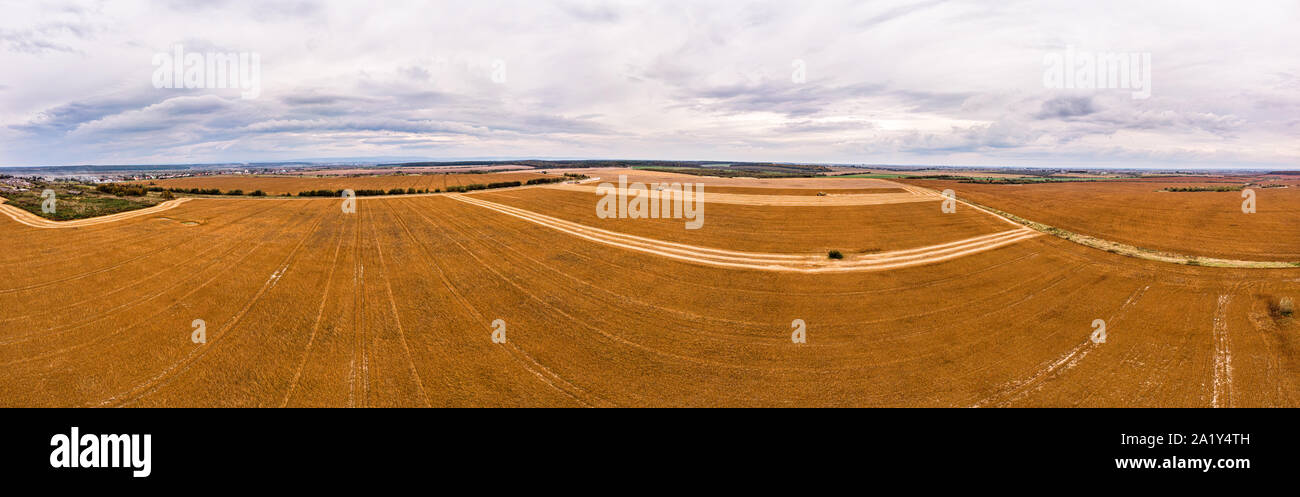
<box><xmin>2</xmin><ymin>172</ymin><xmax>1297</xmax><ymax>407</ymax></box>
<box><xmin>905</xmin><ymin>177</ymin><xmax>1300</xmax><ymax>261</ymax></box>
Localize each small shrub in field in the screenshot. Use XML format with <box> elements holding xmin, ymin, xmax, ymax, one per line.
<box><xmin>1160</xmin><ymin>185</ymin><xmax>1244</xmax><ymax>192</ymax></box>
<box><xmin>250</xmin><ymin>190</ymin><xmax>266</xmax><ymax>197</ymax></box>
<box><xmin>1267</xmin><ymin>296</ymin><xmax>1294</xmax><ymax>319</ymax></box>
<box><xmin>828</xmin><ymin>250</ymin><xmax>843</xmax><ymax>260</ymax></box>
<box><xmin>160</xmin><ymin>191</ymin><xmax>176</xmax><ymax>200</ymax></box>
<box><xmin>526</xmin><ymin>177</ymin><xmax>565</xmax><ymax>185</ymax></box>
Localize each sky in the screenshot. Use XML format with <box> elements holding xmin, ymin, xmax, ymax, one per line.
<box><xmin>1</xmin><ymin>0</ymin><xmax>1297</xmax><ymax>168</ymax></box>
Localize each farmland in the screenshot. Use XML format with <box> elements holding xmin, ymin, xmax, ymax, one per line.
<box><xmin>904</xmin><ymin>177</ymin><xmax>1300</xmax><ymax>262</ymax></box>
<box><xmin>472</xmin><ymin>187</ymin><xmax>1014</xmax><ymax>255</ymax></box>
<box><xmin>1</xmin><ymin>171</ymin><xmax>1298</xmax><ymax>407</ymax></box>
<box><xmin>130</xmin><ymin>171</ymin><xmax>554</xmax><ymax>196</ymax></box>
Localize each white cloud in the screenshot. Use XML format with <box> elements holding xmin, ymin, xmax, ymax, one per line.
<box><xmin>1</xmin><ymin>0</ymin><xmax>1297</xmax><ymax>167</ymax></box>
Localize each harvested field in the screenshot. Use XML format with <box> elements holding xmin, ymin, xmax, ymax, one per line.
<box><xmin>539</xmin><ymin>183</ymin><xmax>936</xmax><ymax>206</ymax></box>
<box><xmin>903</xmin><ymin>178</ymin><xmax>1300</xmax><ymax>262</ymax></box>
<box><xmin>281</xmin><ymin>165</ymin><xmax>533</xmax><ymax>176</ymax></box>
<box><xmin>449</xmin><ymin>193</ymin><xmax>1038</xmax><ymax>272</ymax></box>
<box><xmin>131</xmin><ymin>171</ymin><xmax>553</xmax><ymax>196</ymax></box>
<box><xmin>3</xmin><ymin>187</ymin><xmax>1299</xmax><ymax>407</ymax></box>
<box><xmin>471</xmin><ymin>186</ymin><xmax>1011</xmax><ymax>254</ymax></box>
<box><xmin>558</xmin><ymin>167</ymin><xmax>906</xmax><ymax>189</ymax></box>
<box><xmin>697</xmin><ymin>186</ymin><xmax>908</xmax><ymax>196</ymax></box>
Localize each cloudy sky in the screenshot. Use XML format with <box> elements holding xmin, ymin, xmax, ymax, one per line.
<box><xmin>1</xmin><ymin>0</ymin><xmax>1297</xmax><ymax>168</ymax></box>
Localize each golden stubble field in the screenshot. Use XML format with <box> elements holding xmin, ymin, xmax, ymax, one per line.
<box><xmin>2</xmin><ymin>175</ymin><xmax>1298</xmax><ymax>407</ymax></box>
<box><xmin>905</xmin><ymin>177</ymin><xmax>1300</xmax><ymax>261</ymax></box>
<box><xmin>131</xmin><ymin>171</ymin><xmax>552</xmax><ymax>196</ymax></box>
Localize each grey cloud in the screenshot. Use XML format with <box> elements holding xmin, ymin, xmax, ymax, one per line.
<box><xmin>555</xmin><ymin>1</ymin><xmax>622</xmax><ymax>23</ymax></box>
<box><xmin>679</xmin><ymin>81</ymin><xmax>886</xmax><ymax>117</ymax></box>
<box><xmin>69</xmin><ymin>95</ymin><xmax>248</xmax><ymax>137</ymax></box>
<box><xmin>11</xmin><ymin>92</ymin><xmax>175</xmax><ymax>135</ymax></box>
<box><xmin>1036</xmin><ymin>96</ymin><xmax>1097</xmax><ymax>119</ymax></box>
<box><xmin>243</xmin><ymin>118</ymin><xmax>489</xmax><ymax>136</ymax></box>
<box><xmin>779</xmin><ymin>120</ymin><xmax>876</xmax><ymax>134</ymax></box>
<box><xmin>895</xmin><ymin>120</ymin><xmax>1047</xmax><ymax>154</ymax></box>
<box><xmin>0</xmin><ymin>15</ymin><xmax>100</xmax><ymax>54</ymax></box>
<box><xmin>856</xmin><ymin>0</ymin><xmax>948</xmax><ymax>28</ymax></box>
<box><xmin>0</xmin><ymin>0</ymin><xmax>1295</xmax><ymax>168</ymax></box>
<box><xmin>281</xmin><ymin>92</ymin><xmax>379</xmax><ymax>106</ymax></box>
<box><xmin>0</xmin><ymin>29</ymin><xmax>75</xmax><ymax>54</ymax></box>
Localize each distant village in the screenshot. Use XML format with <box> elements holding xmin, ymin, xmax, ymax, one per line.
<box><xmin>0</xmin><ymin>165</ymin><xmax>301</xmax><ymax>194</ymax></box>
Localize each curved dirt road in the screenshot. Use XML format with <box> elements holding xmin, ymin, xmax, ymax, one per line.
<box><xmin>0</xmin><ymin>198</ymin><xmax>192</xmax><ymax>229</ymax></box>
